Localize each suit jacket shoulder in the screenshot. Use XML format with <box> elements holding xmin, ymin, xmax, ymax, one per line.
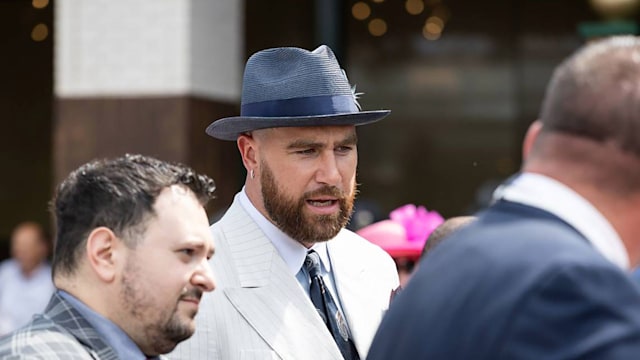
<box><xmin>328</xmin><ymin>228</ymin><xmax>399</xmax><ymax>295</ymax></box>
<box><xmin>368</xmin><ymin>201</ymin><xmax>640</xmax><ymax>360</ymax></box>
<box><xmin>0</xmin><ymin>293</ymin><xmax>119</xmax><ymax>360</ymax></box>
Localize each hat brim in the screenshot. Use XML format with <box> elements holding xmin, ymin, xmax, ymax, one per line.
<box><xmin>205</xmin><ymin>110</ymin><xmax>390</xmax><ymax>141</ymax></box>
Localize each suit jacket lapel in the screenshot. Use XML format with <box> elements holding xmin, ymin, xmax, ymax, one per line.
<box><xmin>220</xmin><ymin>202</ymin><xmax>343</xmax><ymax>360</ymax></box>
<box><xmin>328</xmin><ymin>237</ymin><xmax>381</xmax><ymax>358</ymax></box>
<box><xmin>46</xmin><ymin>293</ymin><xmax>119</xmax><ymax>360</ymax></box>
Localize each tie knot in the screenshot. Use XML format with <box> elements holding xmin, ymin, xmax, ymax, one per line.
<box><xmin>304</xmin><ymin>250</ymin><xmax>322</xmax><ymax>278</ymax></box>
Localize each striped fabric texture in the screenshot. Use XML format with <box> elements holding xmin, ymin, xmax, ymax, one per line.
<box><xmin>0</xmin><ymin>293</ymin><xmax>119</xmax><ymax>359</ymax></box>
<box><xmin>169</xmin><ymin>196</ymin><xmax>399</xmax><ymax>360</ymax></box>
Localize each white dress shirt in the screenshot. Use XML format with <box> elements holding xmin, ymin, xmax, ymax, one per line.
<box><xmin>494</xmin><ymin>173</ymin><xmax>629</xmax><ymax>270</ymax></box>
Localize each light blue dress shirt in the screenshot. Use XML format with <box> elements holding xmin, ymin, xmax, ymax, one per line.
<box><xmin>59</xmin><ymin>290</ymin><xmax>158</xmax><ymax>360</ymax></box>
<box><xmin>0</xmin><ymin>260</ymin><xmax>54</xmax><ymax>335</ymax></box>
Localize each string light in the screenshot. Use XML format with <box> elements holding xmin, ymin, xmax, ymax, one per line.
<box><xmin>405</xmin><ymin>0</ymin><xmax>425</xmax><ymax>15</ymax></box>
<box><xmin>422</xmin><ymin>16</ymin><xmax>444</xmax><ymax>40</ymax></box>
<box><xmin>32</xmin><ymin>0</ymin><xmax>49</xmax><ymax>9</ymax></box>
<box><xmin>31</xmin><ymin>23</ymin><xmax>48</xmax><ymax>42</ymax></box>
<box><xmin>368</xmin><ymin>18</ymin><xmax>388</xmax><ymax>37</ymax></box>
<box><xmin>352</xmin><ymin>2</ymin><xmax>371</xmax><ymax>20</ymax></box>
<box><xmin>355</xmin><ymin>0</ymin><xmax>452</xmax><ymax>39</ymax></box>
<box><xmin>426</xmin><ymin>16</ymin><xmax>444</xmax><ymax>29</ymax></box>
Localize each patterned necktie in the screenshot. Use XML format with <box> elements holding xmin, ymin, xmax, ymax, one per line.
<box><xmin>304</xmin><ymin>250</ymin><xmax>360</xmax><ymax>360</ymax></box>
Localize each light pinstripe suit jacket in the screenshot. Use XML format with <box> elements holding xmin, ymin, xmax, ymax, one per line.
<box><xmin>0</xmin><ymin>292</ymin><xmax>120</xmax><ymax>360</ymax></box>
<box><xmin>169</xmin><ymin>197</ymin><xmax>399</xmax><ymax>360</ymax></box>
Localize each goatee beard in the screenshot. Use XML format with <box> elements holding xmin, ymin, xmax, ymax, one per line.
<box><xmin>261</xmin><ymin>161</ymin><xmax>356</xmax><ymax>244</ymax></box>
<box><xmin>121</xmin><ymin>259</ymin><xmax>195</xmax><ymax>354</ymax></box>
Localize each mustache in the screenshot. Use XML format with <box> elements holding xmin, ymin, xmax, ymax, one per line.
<box><xmin>304</xmin><ymin>186</ymin><xmax>345</xmax><ymax>199</ymax></box>
<box><xmin>179</xmin><ymin>288</ymin><xmax>203</xmax><ymax>302</ymax></box>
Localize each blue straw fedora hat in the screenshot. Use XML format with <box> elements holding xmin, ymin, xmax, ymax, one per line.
<box><xmin>206</xmin><ymin>45</ymin><xmax>390</xmax><ymax>141</ymax></box>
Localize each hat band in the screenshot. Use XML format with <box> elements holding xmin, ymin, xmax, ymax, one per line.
<box><xmin>241</xmin><ymin>95</ymin><xmax>359</xmax><ymax>117</ymax></box>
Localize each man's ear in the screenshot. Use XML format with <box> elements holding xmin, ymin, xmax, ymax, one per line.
<box><xmin>238</xmin><ymin>133</ymin><xmax>259</xmax><ymax>173</ymax></box>
<box><xmin>522</xmin><ymin>120</ymin><xmax>544</xmax><ymax>162</ymax></box>
<box><xmin>85</xmin><ymin>227</ymin><xmax>121</xmax><ymax>283</ymax></box>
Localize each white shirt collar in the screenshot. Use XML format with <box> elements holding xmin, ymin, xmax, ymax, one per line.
<box><xmin>237</xmin><ymin>188</ymin><xmax>332</xmax><ymax>275</ymax></box>
<box><xmin>494</xmin><ymin>173</ymin><xmax>629</xmax><ymax>270</ymax></box>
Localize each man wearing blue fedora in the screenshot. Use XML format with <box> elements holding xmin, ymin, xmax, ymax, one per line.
<box><xmin>169</xmin><ymin>45</ymin><xmax>399</xmax><ymax>360</ymax></box>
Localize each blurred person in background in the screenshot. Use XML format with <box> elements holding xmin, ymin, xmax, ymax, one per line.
<box><xmin>0</xmin><ymin>221</ymin><xmax>54</xmax><ymax>335</ymax></box>
<box><xmin>420</xmin><ymin>216</ymin><xmax>477</xmax><ymax>259</ymax></box>
<box><xmin>0</xmin><ymin>154</ymin><xmax>217</xmax><ymax>359</ymax></box>
<box><xmin>357</xmin><ymin>204</ymin><xmax>444</xmax><ymax>288</ymax></box>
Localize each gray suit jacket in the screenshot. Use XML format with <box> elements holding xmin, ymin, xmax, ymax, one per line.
<box><xmin>0</xmin><ymin>292</ymin><xmax>119</xmax><ymax>360</ymax></box>
<box><xmin>170</xmin><ymin>197</ymin><xmax>399</xmax><ymax>360</ymax></box>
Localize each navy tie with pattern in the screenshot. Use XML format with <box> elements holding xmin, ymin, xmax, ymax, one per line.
<box><xmin>304</xmin><ymin>250</ymin><xmax>360</xmax><ymax>360</ymax></box>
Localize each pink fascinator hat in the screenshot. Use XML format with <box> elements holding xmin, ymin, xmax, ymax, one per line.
<box><xmin>357</xmin><ymin>204</ymin><xmax>444</xmax><ymax>260</ymax></box>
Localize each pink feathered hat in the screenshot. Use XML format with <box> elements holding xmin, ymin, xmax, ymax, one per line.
<box><xmin>357</xmin><ymin>204</ymin><xmax>444</xmax><ymax>260</ymax></box>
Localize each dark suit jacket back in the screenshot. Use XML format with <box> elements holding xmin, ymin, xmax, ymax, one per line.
<box><xmin>368</xmin><ymin>200</ymin><xmax>640</xmax><ymax>360</ymax></box>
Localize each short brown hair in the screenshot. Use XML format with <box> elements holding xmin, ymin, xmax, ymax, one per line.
<box><xmin>421</xmin><ymin>216</ymin><xmax>476</xmax><ymax>259</ymax></box>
